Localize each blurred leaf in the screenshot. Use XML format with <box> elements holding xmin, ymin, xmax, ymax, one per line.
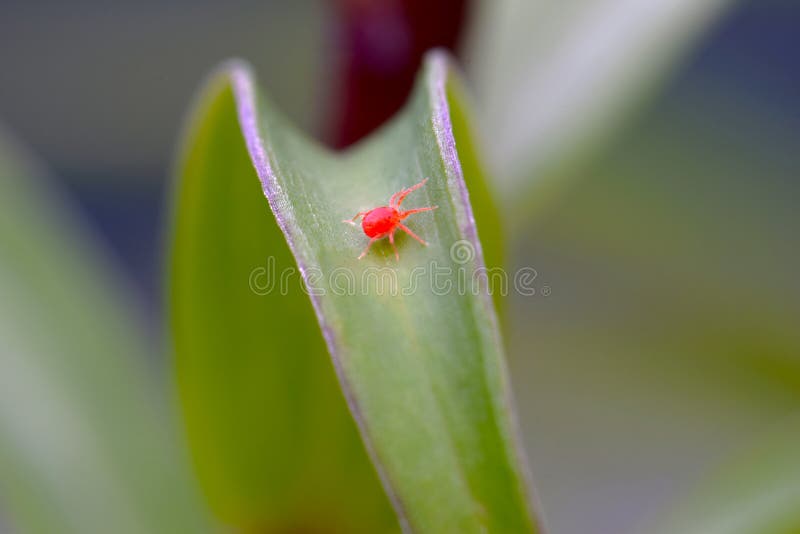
<box><xmin>169</xmin><ymin>51</ymin><xmax>538</xmax><ymax>532</ymax></box>
<box><xmin>465</xmin><ymin>0</ymin><xmax>732</xmax><ymax>215</ymax></box>
<box><xmin>503</xmin><ymin>86</ymin><xmax>800</xmax><ymax>534</ymax></box>
<box><xmin>0</xmin><ymin>128</ymin><xmax>212</xmax><ymax>533</ymax></box>
<box><xmin>648</xmin><ymin>417</ymin><xmax>800</xmax><ymax>534</ymax></box>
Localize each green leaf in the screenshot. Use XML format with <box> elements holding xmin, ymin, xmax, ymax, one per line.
<box><xmin>0</xmin><ymin>128</ymin><xmax>212</xmax><ymax>533</ymax></box>
<box><xmin>169</xmin><ymin>51</ymin><xmax>538</xmax><ymax>532</ymax></box>
<box><xmin>465</xmin><ymin>0</ymin><xmax>733</xmax><ymax>214</ymax></box>
<box><xmin>649</xmin><ymin>418</ymin><xmax>800</xmax><ymax>534</ymax></box>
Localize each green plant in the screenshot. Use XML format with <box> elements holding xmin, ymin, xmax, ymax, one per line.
<box><xmin>169</xmin><ymin>52</ymin><xmax>534</xmax><ymax>532</ymax></box>
<box><xmin>5</xmin><ymin>2</ymin><xmax>799</xmax><ymax>533</ymax></box>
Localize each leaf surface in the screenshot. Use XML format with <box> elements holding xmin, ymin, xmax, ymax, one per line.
<box><xmin>170</xmin><ymin>51</ymin><xmax>537</xmax><ymax>532</ymax></box>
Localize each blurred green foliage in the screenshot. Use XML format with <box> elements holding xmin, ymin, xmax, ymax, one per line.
<box><xmin>0</xmin><ymin>129</ymin><xmax>212</xmax><ymax>533</ymax></box>
<box><xmin>648</xmin><ymin>419</ymin><xmax>800</xmax><ymax>534</ymax></box>
<box><xmin>506</xmin><ymin>79</ymin><xmax>800</xmax><ymax>534</ymax></box>
<box><xmin>466</xmin><ymin>0</ymin><xmax>734</xmax><ymax>224</ymax></box>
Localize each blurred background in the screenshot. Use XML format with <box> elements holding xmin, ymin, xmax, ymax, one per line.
<box><xmin>0</xmin><ymin>0</ymin><xmax>798</xmax><ymax>533</ymax></box>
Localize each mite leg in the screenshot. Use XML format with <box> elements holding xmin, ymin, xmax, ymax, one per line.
<box><xmin>389</xmin><ymin>230</ymin><xmax>399</xmax><ymax>261</ymax></box>
<box><xmin>343</xmin><ymin>211</ymin><xmax>367</xmax><ymax>225</ymax></box>
<box><xmin>358</xmin><ymin>237</ymin><xmax>379</xmax><ymax>260</ymax></box>
<box><xmin>397</xmin><ymin>222</ymin><xmax>427</xmax><ymax>246</ymax></box>
<box><xmin>390</xmin><ymin>177</ymin><xmax>429</xmax><ymax>207</ymax></box>
<box><xmin>400</xmin><ymin>205</ymin><xmax>437</xmax><ymax>219</ymax></box>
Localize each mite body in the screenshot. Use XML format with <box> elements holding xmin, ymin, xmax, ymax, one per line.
<box><xmin>343</xmin><ymin>178</ymin><xmax>437</xmax><ymax>260</ymax></box>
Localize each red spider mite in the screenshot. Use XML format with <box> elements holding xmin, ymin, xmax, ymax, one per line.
<box><xmin>343</xmin><ymin>178</ymin><xmax>438</xmax><ymax>260</ymax></box>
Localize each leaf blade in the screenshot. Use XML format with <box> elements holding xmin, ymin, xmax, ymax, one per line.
<box><xmin>170</xmin><ymin>64</ymin><xmax>400</xmax><ymax>532</ymax></box>
<box><xmin>171</xmin><ymin>51</ymin><xmax>539</xmax><ymax>532</ymax></box>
